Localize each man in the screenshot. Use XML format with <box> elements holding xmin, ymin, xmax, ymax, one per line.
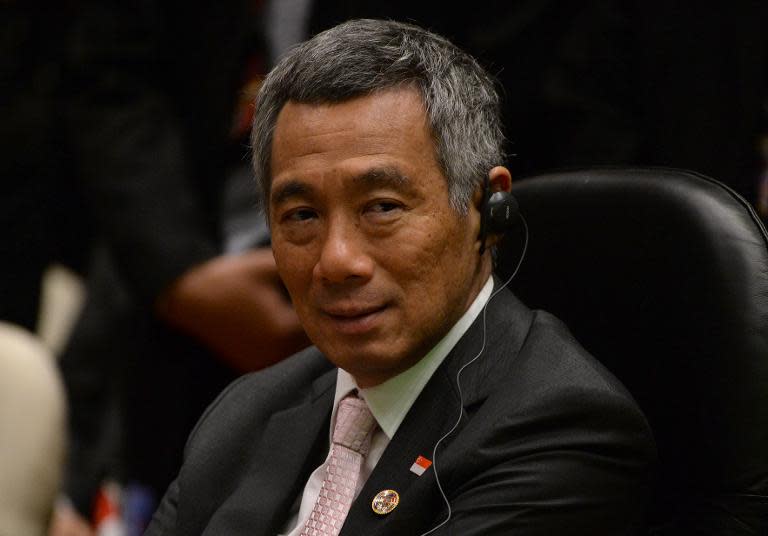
<box><xmin>146</xmin><ymin>19</ymin><xmax>655</xmax><ymax>535</ymax></box>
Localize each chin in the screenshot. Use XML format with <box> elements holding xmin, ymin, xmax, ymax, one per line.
<box><xmin>319</xmin><ymin>340</ymin><xmax>411</xmax><ymax>380</ymax></box>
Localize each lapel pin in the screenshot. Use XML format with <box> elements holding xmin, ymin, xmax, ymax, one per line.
<box><xmin>409</xmin><ymin>455</ymin><xmax>432</xmax><ymax>476</ymax></box>
<box><xmin>371</xmin><ymin>489</ymin><xmax>399</xmax><ymax>515</ymax></box>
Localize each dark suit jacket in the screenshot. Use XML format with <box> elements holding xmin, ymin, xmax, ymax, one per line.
<box><xmin>145</xmin><ymin>287</ymin><xmax>656</xmax><ymax>535</ymax></box>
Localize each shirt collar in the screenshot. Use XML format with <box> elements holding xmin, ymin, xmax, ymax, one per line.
<box><xmin>333</xmin><ymin>276</ymin><xmax>494</xmax><ymax>440</ymax></box>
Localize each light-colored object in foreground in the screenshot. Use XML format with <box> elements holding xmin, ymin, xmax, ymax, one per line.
<box><xmin>37</xmin><ymin>263</ymin><xmax>86</xmax><ymax>356</ymax></box>
<box><xmin>0</xmin><ymin>322</ymin><xmax>67</xmax><ymax>536</ymax></box>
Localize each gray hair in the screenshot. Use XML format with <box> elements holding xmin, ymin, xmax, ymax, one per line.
<box><xmin>251</xmin><ymin>18</ymin><xmax>506</xmax><ymax>214</ymax></box>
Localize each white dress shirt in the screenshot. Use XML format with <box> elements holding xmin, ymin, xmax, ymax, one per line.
<box><xmin>279</xmin><ymin>276</ymin><xmax>494</xmax><ymax>535</ymax></box>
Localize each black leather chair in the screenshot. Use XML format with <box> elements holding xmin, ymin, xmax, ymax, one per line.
<box><xmin>499</xmin><ymin>168</ymin><xmax>768</xmax><ymax>534</ymax></box>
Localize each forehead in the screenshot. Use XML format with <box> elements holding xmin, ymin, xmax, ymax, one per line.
<box><xmin>269</xmin><ymin>88</ymin><xmax>442</xmax><ymax>199</ymax></box>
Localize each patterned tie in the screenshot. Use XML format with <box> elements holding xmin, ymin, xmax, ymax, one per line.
<box><xmin>300</xmin><ymin>394</ymin><xmax>377</xmax><ymax>536</ymax></box>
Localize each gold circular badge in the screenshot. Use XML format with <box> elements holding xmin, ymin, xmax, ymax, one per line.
<box><xmin>371</xmin><ymin>489</ymin><xmax>400</xmax><ymax>515</ymax></box>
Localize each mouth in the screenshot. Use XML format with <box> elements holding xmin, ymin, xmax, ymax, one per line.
<box><xmin>320</xmin><ymin>304</ymin><xmax>388</xmax><ymax>335</ymax></box>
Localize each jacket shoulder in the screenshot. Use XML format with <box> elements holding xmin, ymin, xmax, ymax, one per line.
<box><xmin>184</xmin><ymin>346</ymin><xmax>334</xmax><ymax>451</ymax></box>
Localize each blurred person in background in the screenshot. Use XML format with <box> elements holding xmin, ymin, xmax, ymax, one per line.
<box><xmin>11</xmin><ymin>1</ymin><xmax>311</xmax><ymax>534</ymax></box>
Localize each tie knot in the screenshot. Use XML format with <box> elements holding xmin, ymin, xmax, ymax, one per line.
<box><xmin>333</xmin><ymin>394</ymin><xmax>377</xmax><ymax>454</ymax></box>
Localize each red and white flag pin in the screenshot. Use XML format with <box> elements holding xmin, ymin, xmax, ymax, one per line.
<box><xmin>409</xmin><ymin>455</ymin><xmax>432</xmax><ymax>476</ymax></box>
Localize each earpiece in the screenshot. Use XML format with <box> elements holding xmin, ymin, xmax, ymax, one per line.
<box><xmin>479</xmin><ymin>174</ymin><xmax>520</xmax><ymax>254</ymax></box>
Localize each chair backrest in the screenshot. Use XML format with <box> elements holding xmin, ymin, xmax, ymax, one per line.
<box><xmin>499</xmin><ymin>167</ymin><xmax>768</xmax><ymax>533</ymax></box>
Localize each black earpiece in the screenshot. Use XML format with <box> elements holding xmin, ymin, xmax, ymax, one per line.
<box><xmin>478</xmin><ymin>174</ymin><xmax>520</xmax><ymax>254</ymax></box>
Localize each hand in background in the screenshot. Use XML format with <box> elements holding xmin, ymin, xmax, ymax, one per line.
<box><xmin>156</xmin><ymin>248</ymin><xmax>310</xmax><ymax>372</ymax></box>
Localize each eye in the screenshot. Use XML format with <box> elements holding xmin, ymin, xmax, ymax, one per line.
<box><xmin>366</xmin><ymin>200</ymin><xmax>404</xmax><ymax>214</ymax></box>
<box><xmin>276</xmin><ymin>206</ymin><xmax>320</xmax><ymax>244</ymax></box>
<box><xmin>283</xmin><ymin>207</ymin><xmax>318</xmax><ymax>222</ymax></box>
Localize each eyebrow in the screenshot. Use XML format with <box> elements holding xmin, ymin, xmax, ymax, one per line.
<box><xmin>271</xmin><ymin>180</ymin><xmax>313</xmax><ymax>207</ymax></box>
<box><xmin>354</xmin><ymin>166</ymin><xmax>411</xmax><ymax>189</ymax></box>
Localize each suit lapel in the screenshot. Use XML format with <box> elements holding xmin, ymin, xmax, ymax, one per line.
<box><xmin>341</xmin><ymin>360</ymin><xmax>461</xmax><ymax>535</ymax></box>
<box><xmin>206</xmin><ymin>370</ymin><xmax>335</xmax><ymax>536</ymax></box>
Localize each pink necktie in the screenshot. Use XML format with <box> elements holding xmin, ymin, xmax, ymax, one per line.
<box><xmin>301</xmin><ymin>394</ymin><xmax>377</xmax><ymax>536</ymax></box>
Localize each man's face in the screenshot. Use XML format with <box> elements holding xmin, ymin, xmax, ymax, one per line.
<box><xmin>269</xmin><ymin>88</ymin><xmax>489</xmax><ymax>387</ymax></box>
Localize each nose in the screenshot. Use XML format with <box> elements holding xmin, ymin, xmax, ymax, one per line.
<box><xmin>314</xmin><ymin>215</ymin><xmax>374</xmax><ymax>284</ymax></box>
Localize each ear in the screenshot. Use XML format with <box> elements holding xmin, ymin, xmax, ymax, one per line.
<box><xmin>471</xmin><ymin>166</ymin><xmax>512</xmax><ymax>210</ymax></box>
<box><xmin>489</xmin><ymin>165</ymin><xmax>512</xmax><ymax>194</ymax></box>
<box><xmin>483</xmin><ymin>166</ymin><xmax>513</xmax><ymax>249</ymax></box>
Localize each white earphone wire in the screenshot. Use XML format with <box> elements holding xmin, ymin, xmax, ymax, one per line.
<box><xmin>418</xmin><ymin>215</ymin><xmax>529</xmax><ymax>536</ymax></box>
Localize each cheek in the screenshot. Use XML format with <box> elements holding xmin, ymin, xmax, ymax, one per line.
<box><xmin>380</xmin><ymin>224</ymin><xmax>462</xmax><ymax>300</ymax></box>
<box><xmin>414</xmin><ymin>222</ymin><xmax>477</xmax><ymax>297</ymax></box>
<box><xmin>273</xmin><ymin>244</ymin><xmax>316</xmax><ymax>296</ymax></box>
